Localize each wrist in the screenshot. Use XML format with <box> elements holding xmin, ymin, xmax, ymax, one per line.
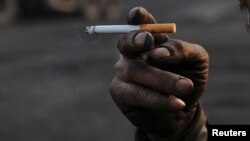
<box><xmin>135</xmin><ymin>102</ymin><xmax>207</xmax><ymax>141</ymax></box>
<box><xmin>150</xmin><ymin>105</ymin><xmax>198</xmax><ymax>139</ymax></box>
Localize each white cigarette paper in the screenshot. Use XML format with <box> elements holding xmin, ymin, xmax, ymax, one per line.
<box><xmin>86</xmin><ymin>25</ymin><xmax>139</xmax><ymax>34</ymax></box>
<box><xmin>85</xmin><ymin>24</ymin><xmax>176</xmax><ymax>35</ymax></box>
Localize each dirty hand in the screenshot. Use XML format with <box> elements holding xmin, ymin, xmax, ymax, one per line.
<box><xmin>109</xmin><ymin>7</ymin><xmax>209</xmax><ymax>138</ymax></box>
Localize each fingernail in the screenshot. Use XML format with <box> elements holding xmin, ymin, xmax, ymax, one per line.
<box><xmin>170</xmin><ymin>96</ymin><xmax>186</xmax><ymax>110</ymax></box>
<box><xmin>151</xmin><ymin>48</ymin><xmax>171</xmax><ymax>59</ymax></box>
<box><xmin>134</xmin><ymin>32</ymin><xmax>153</xmax><ymax>50</ymax></box>
<box><xmin>175</xmin><ymin>78</ymin><xmax>193</xmax><ymax>95</ymax></box>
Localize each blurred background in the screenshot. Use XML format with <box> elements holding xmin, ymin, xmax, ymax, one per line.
<box><xmin>0</xmin><ymin>0</ymin><xmax>249</xmax><ymax>141</ymax></box>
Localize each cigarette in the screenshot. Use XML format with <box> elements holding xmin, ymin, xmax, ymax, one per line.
<box><xmin>85</xmin><ymin>23</ymin><xmax>176</xmax><ymax>35</ymax></box>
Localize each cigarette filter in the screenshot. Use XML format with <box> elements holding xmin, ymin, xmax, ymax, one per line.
<box><xmin>85</xmin><ymin>23</ymin><xmax>176</xmax><ymax>35</ymax></box>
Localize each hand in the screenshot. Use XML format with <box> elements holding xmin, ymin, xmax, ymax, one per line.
<box><xmin>109</xmin><ymin>7</ymin><xmax>209</xmax><ymax>138</ymax></box>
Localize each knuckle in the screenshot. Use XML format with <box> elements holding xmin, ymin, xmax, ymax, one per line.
<box><xmin>135</xmin><ymin>87</ymin><xmax>145</xmax><ymax>100</ymax></box>
<box><xmin>172</xmin><ymin>39</ymin><xmax>185</xmax><ymax>52</ymax></box>
<box><xmin>126</xmin><ymin>60</ymin><xmax>149</xmax><ymax>81</ymax></box>
<box><xmin>117</xmin><ymin>35</ymin><xmax>126</xmax><ymax>53</ymax></box>
<box><xmin>109</xmin><ymin>77</ymin><xmax>124</xmax><ymax>103</ymax></box>
<box><xmin>165</xmin><ymin>39</ymin><xmax>185</xmax><ymax>63</ymax></box>
<box><xmin>125</xmin><ymin>59</ymin><xmax>138</xmax><ymax>75</ymax></box>
<box><xmin>194</xmin><ymin>44</ymin><xmax>209</xmax><ymax>61</ymax></box>
<box><xmin>109</xmin><ymin>78</ymin><xmax>121</xmax><ymax>101</ymax></box>
<box><xmin>126</xmin><ymin>61</ymin><xmax>138</xmax><ymax>81</ymax></box>
<box><xmin>191</xmin><ymin>44</ymin><xmax>209</xmax><ymax>69</ymax></box>
<box><xmin>135</xmin><ymin>87</ymin><xmax>146</xmax><ymax>106</ymax></box>
<box><xmin>168</xmin><ymin>39</ymin><xmax>209</xmax><ymax>64</ymax></box>
<box><xmin>135</xmin><ymin>87</ymin><xmax>156</xmax><ymax>108</ymax></box>
<box><xmin>113</xmin><ymin>57</ymin><xmax>142</xmax><ymax>82</ymax></box>
<box><xmin>117</xmin><ymin>31</ymin><xmax>139</xmax><ymax>55</ymax></box>
<box><xmin>113</xmin><ymin>59</ymin><xmax>123</xmax><ymax>73</ymax></box>
<box><xmin>113</xmin><ymin>58</ymin><xmax>129</xmax><ymax>81</ymax></box>
<box><xmin>113</xmin><ymin>57</ymin><xmax>150</xmax><ymax>84</ymax></box>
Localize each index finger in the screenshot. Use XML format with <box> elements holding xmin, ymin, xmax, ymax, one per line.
<box><xmin>127</xmin><ymin>7</ymin><xmax>169</xmax><ymax>44</ymax></box>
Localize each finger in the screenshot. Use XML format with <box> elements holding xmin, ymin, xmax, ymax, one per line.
<box><xmin>127</xmin><ymin>7</ymin><xmax>156</xmax><ymax>25</ymax></box>
<box><xmin>118</xmin><ymin>57</ymin><xmax>194</xmax><ymax>97</ymax></box>
<box><xmin>109</xmin><ymin>77</ymin><xmax>185</xmax><ymax>112</ymax></box>
<box><xmin>147</xmin><ymin>40</ymin><xmax>209</xmax><ymax>105</ymax></box>
<box><xmin>127</xmin><ymin>7</ymin><xmax>168</xmax><ymax>44</ymax></box>
<box><xmin>148</xmin><ymin>39</ymin><xmax>209</xmax><ymax>67</ymax></box>
<box><xmin>117</xmin><ymin>31</ymin><xmax>154</xmax><ymax>57</ymax></box>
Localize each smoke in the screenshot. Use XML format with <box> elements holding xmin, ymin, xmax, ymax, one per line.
<box><xmin>75</xmin><ymin>27</ymin><xmax>102</xmax><ymax>47</ymax></box>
